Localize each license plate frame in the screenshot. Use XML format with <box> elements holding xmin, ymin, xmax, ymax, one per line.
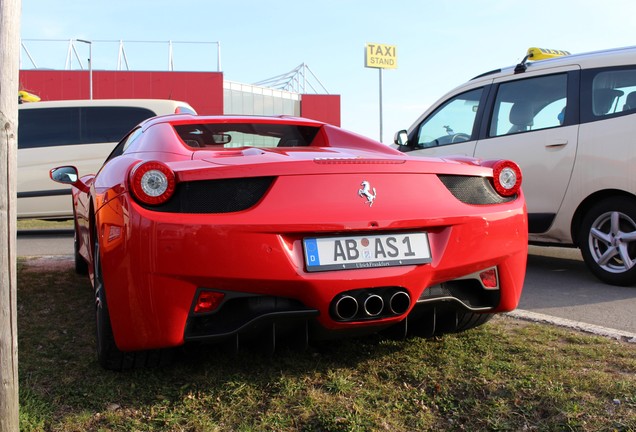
<box><xmin>303</xmin><ymin>232</ymin><xmax>431</xmax><ymax>272</ymax></box>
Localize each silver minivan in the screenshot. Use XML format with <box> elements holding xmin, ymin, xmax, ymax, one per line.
<box><xmin>395</xmin><ymin>46</ymin><xmax>636</xmax><ymax>286</ymax></box>
<box><xmin>18</xmin><ymin>99</ymin><xmax>196</xmax><ymax>220</ymax></box>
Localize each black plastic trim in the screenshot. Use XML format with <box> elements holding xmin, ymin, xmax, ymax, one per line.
<box><xmin>138</xmin><ymin>176</ymin><xmax>276</xmax><ymax>214</ymax></box>
<box><xmin>437</xmin><ymin>175</ymin><xmax>515</xmax><ymax>205</ymax></box>
<box><xmin>18</xmin><ymin>188</ymin><xmax>72</xmax><ymax>198</ymax></box>
<box><xmin>528</xmin><ymin>213</ymin><xmax>556</xmax><ymax>233</ymax></box>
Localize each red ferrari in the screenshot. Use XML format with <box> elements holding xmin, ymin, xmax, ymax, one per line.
<box><xmin>50</xmin><ymin>114</ymin><xmax>527</xmax><ymax>370</ymax></box>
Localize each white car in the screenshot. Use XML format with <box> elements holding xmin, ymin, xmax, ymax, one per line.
<box><xmin>18</xmin><ymin>99</ymin><xmax>196</xmax><ymax>220</ymax></box>
<box><xmin>395</xmin><ymin>46</ymin><xmax>636</xmax><ymax>286</ymax></box>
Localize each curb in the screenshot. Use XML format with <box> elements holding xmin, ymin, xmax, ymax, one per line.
<box><xmin>507</xmin><ymin>309</ymin><xmax>636</xmax><ymax>344</ymax></box>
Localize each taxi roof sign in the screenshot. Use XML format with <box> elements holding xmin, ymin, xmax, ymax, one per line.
<box><xmin>18</xmin><ymin>90</ymin><xmax>40</xmax><ymax>103</ymax></box>
<box><xmin>514</xmin><ymin>47</ymin><xmax>571</xmax><ymax>74</ymax></box>
<box><xmin>527</xmin><ymin>47</ymin><xmax>571</xmax><ymax>61</ymax></box>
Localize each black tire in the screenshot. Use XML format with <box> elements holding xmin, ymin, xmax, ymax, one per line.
<box><xmin>94</xmin><ymin>227</ymin><xmax>125</xmax><ymax>370</ymax></box>
<box><xmin>93</xmin><ymin>224</ymin><xmax>175</xmax><ymax>371</ymax></box>
<box><xmin>579</xmin><ymin>197</ymin><xmax>636</xmax><ymax>286</ymax></box>
<box><xmin>455</xmin><ymin>311</ymin><xmax>493</xmax><ymax>332</ymax></box>
<box><xmin>408</xmin><ymin>306</ymin><xmax>493</xmax><ymax>338</ymax></box>
<box><xmin>74</xmin><ymin>223</ymin><xmax>88</xmax><ymax>275</ymax></box>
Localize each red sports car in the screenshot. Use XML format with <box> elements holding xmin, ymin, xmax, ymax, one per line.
<box><xmin>50</xmin><ymin>114</ymin><xmax>527</xmax><ymax>370</ymax></box>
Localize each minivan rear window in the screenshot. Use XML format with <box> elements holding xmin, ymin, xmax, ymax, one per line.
<box><xmin>18</xmin><ymin>106</ymin><xmax>156</xmax><ymax>149</ymax></box>
<box><xmin>591</xmin><ymin>69</ymin><xmax>636</xmax><ymax>117</ymax></box>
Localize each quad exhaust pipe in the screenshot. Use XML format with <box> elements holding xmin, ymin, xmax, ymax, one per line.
<box><xmin>332</xmin><ymin>288</ymin><xmax>411</xmax><ymax>322</ymax></box>
<box><xmin>363</xmin><ymin>294</ymin><xmax>384</xmax><ymax>317</ymax></box>
<box><xmin>389</xmin><ymin>291</ymin><xmax>411</xmax><ymax>315</ymax></box>
<box><xmin>334</xmin><ymin>295</ymin><xmax>359</xmax><ymax>320</ymax></box>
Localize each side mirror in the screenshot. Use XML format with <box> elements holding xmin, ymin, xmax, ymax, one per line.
<box><xmin>50</xmin><ymin>166</ymin><xmax>79</xmax><ymax>184</ymax></box>
<box><xmin>50</xmin><ymin>166</ymin><xmax>90</xmax><ymax>193</ymax></box>
<box><xmin>394</xmin><ymin>130</ymin><xmax>409</xmax><ymax>146</ymax></box>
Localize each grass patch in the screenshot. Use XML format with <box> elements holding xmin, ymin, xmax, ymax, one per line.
<box><xmin>17</xmin><ymin>258</ymin><xmax>636</xmax><ymax>431</ymax></box>
<box><xmin>17</xmin><ymin>219</ymin><xmax>74</xmax><ymax>230</ymax></box>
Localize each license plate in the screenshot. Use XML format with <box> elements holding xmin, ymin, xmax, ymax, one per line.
<box><xmin>303</xmin><ymin>232</ymin><xmax>431</xmax><ymax>272</ymax></box>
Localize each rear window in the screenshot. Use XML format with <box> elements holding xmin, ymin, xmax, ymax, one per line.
<box><xmin>173</xmin><ymin>123</ymin><xmax>321</xmax><ymax>148</ymax></box>
<box><xmin>18</xmin><ymin>106</ymin><xmax>156</xmax><ymax>149</ymax></box>
<box><xmin>591</xmin><ymin>68</ymin><xmax>636</xmax><ymax>117</ymax></box>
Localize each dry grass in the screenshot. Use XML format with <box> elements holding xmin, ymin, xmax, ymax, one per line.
<box><xmin>17</xmin><ymin>257</ymin><xmax>636</xmax><ymax>431</ymax></box>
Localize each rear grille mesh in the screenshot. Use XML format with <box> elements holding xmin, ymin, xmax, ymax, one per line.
<box><xmin>139</xmin><ymin>176</ymin><xmax>275</xmax><ymax>213</ymax></box>
<box><xmin>437</xmin><ymin>175</ymin><xmax>515</xmax><ymax>205</ymax></box>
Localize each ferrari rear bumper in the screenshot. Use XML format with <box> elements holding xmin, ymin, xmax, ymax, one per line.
<box><xmin>96</xmin><ymin>178</ymin><xmax>527</xmax><ymax>351</ymax></box>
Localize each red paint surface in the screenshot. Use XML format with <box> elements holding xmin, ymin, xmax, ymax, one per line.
<box><xmin>19</xmin><ymin>70</ymin><xmax>224</xmax><ymax>115</ymax></box>
<box><xmin>65</xmin><ymin>115</ymin><xmax>527</xmax><ymax>351</ymax></box>
<box><xmin>19</xmin><ymin>70</ymin><xmax>343</xmax><ymax>125</ymax></box>
<box><xmin>301</xmin><ymin>94</ymin><xmax>341</xmax><ymax>126</ymax></box>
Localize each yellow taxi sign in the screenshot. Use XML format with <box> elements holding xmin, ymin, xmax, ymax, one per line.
<box><xmin>18</xmin><ymin>90</ymin><xmax>40</xmax><ymax>103</ymax></box>
<box><xmin>365</xmin><ymin>43</ymin><xmax>397</xmax><ymax>69</ymax></box>
<box><xmin>527</xmin><ymin>47</ymin><xmax>571</xmax><ymax>61</ymax></box>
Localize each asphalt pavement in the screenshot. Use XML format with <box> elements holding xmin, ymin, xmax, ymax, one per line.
<box><xmin>17</xmin><ymin>229</ymin><xmax>74</xmax><ymax>257</ymax></box>
<box><xmin>517</xmin><ymin>245</ymin><xmax>636</xmax><ymax>340</ymax></box>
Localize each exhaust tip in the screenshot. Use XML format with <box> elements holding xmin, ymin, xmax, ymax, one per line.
<box><xmin>389</xmin><ymin>291</ymin><xmax>411</xmax><ymax>315</ymax></box>
<box><xmin>334</xmin><ymin>295</ymin><xmax>359</xmax><ymax>320</ymax></box>
<box><xmin>364</xmin><ymin>294</ymin><xmax>385</xmax><ymax>317</ymax></box>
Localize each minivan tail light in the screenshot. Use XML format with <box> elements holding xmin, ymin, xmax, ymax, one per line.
<box><xmin>129</xmin><ymin>161</ymin><xmax>176</xmax><ymax>205</ymax></box>
<box><xmin>491</xmin><ymin>160</ymin><xmax>522</xmax><ymax>197</ymax></box>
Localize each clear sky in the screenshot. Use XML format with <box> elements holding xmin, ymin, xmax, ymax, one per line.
<box><xmin>19</xmin><ymin>0</ymin><xmax>636</xmax><ymax>143</ymax></box>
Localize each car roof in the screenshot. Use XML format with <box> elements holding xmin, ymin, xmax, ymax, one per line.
<box><xmin>18</xmin><ymin>98</ymin><xmax>194</xmax><ymax>110</ymax></box>
<box><xmin>471</xmin><ymin>45</ymin><xmax>636</xmax><ymax>83</ymax></box>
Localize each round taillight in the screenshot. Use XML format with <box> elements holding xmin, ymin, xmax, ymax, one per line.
<box><xmin>129</xmin><ymin>161</ymin><xmax>176</xmax><ymax>205</ymax></box>
<box><xmin>491</xmin><ymin>160</ymin><xmax>522</xmax><ymax>197</ymax></box>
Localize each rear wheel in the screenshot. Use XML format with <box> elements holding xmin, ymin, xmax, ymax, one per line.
<box><xmin>93</xmin><ymin>224</ymin><xmax>175</xmax><ymax>370</ymax></box>
<box><xmin>455</xmin><ymin>311</ymin><xmax>493</xmax><ymax>332</ymax></box>
<box><xmin>74</xmin><ymin>223</ymin><xmax>88</xmax><ymax>275</ymax></box>
<box><xmin>579</xmin><ymin>198</ymin><xmax>636</xmax><ymax>286</ymax></box>
<box><xmin>94</xmin><ymin>228</ymin><xmax>125</xmax><ymax>370</ymax></box>
<box><xmin>408</xmin><ymin>306</ymin><xmax>493</xmax><ymax>338</ymax></box>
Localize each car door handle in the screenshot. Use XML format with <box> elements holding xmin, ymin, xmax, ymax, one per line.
<box><xmin>545</xmin><ymin>139</ymin><xmax>568</xmax><ymax>148</ymax></box>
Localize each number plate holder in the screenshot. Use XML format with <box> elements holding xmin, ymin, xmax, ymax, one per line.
<box><xmin>303</xmin><ymin>232</ymin><xmax>431</xmax><ymax>272</ymax></box>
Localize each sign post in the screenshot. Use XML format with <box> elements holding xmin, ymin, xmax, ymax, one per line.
<box><xmin>365</xmin><ymin>43</ymin><xmax>397</xmax><ymax>143</ymax></box>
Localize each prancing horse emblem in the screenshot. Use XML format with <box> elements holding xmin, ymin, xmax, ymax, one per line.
<box><xmin>358</xmin><ymin>181</ymin><xmax>377</xmax><ymax>207</ymax></box>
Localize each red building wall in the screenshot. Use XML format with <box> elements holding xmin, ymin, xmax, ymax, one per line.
<box><xmin>19</xmin><ymin>70</ymin><xmax>224</xmax><ymax>115</ymax></box>
<box><xmin>19</xmin><ymin>70</ymin><xmax>341</xmax><ymax>125</ymax></box>
<box><xmin>301</xmin><ymin>94</ymin><xmax>341</xmax><ymax>127</ymax></box>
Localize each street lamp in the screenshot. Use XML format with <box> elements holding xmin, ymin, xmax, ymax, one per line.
<box><xmin>76</xmin><ymin>39</ymin><xmax>92</xmax><ymax>99</ymax></box>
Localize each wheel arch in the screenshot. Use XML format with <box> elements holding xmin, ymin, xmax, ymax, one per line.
<box><xmin>88</xmin><ymin>198</ymin><xmax>98</xmax><ymax>267</ymax></box>
<box><xmin>571</xmin><ymin>189</ymin><xmax>636</xmax><ymax>246</ymax></box>
<box><xmin>87</xmin><ymin>196</ymin><xmax>97</xmax><ymax>287</ymax></box>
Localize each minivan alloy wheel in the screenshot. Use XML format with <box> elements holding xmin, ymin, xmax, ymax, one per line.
<box><xmin>580</xmin><ymin>198</ymin><xmax>636</xmax><ymax>286</ymax></box>
<box><xmin>588</xmin><ymin>211</ymin><xmax>636</xmax><ymax>272</ymax></box>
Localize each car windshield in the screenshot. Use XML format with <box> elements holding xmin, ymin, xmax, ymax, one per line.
<box><xmin>174</xmin><ymin>123</ymin><xmax>321</xmax><ymax>149</ymax></box>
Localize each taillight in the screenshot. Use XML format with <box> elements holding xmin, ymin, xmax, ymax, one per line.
<box><xmin>491</xmin><ymin>160</ymin><xmax>522</xmax><ymax>197</ymax></box>
<box><xmin>194</xmin><ymin>291</ymin><xmax>225</xmax><ymax>314</ymax></box>
<box><xmin>479</xmin><ymin>268</ymin><xmax>499</xmax><ymax>289</ymax></box>
<box><xmin>129</xmin><ymin>161</ymin><xmax>176</xmax><ymax>205</ymax></box>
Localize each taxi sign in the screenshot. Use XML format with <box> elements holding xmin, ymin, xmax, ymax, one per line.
<box><xmin>515</xmin><ymin>46</ymin><xmax>571</xmax><ymax>73</ymax></box>
<box><xmin>527</xmin><ymin>47</ymin><xmax>571</xmax><ymax>61</ymax></box>
<box><xmin>365</xmin><ymin>43</ymin><xmax>397</xmax><ymax>69</ymax></box>
<box><xmin>18</xmin><ymin>90</ymin><xmax>40</xmax><ymax>103</ymax></box>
